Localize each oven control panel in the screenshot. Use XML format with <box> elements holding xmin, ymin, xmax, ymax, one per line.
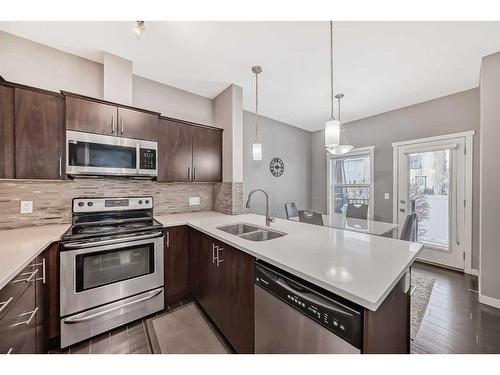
<box><xmin>255</xmin><ymin>263</ymin><xmax>363</xmax><ymax>349</ymax></box>
<box><xmin>73</xmin><ymin>197</ymin><xmax>153</xmax><ymax>212</ymax></box>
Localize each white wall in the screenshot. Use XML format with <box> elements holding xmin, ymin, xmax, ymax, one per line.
<box><xmin>479</xmin><ymin>51</ymin><xmax>500</xmax><ymax>306</ymax></box>
<box><xmin>0</xmin><ymin>30</ymin><xmax>103</xmax><ymax>97</ymax></box>
<box><xmin>103</xmin><ymin>52</ymin><xmax>133</xmax><ymax>105</ymax></box>
<box><xmin>243</xmin><ymin>111</ymin><xmax>312</xmax><ymax>219</ymax></box>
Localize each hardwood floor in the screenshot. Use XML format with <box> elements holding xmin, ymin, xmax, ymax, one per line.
<box><xmin>411</xmin><ymin>262</ymin><xmax>500</xmax><ymax>354</ymax></box>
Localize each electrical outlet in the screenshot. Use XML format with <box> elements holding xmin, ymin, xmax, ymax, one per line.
<box><xmin>20</xmin><ymin>200</ymin><xmax>33</xmax><ymax>214</ymax></box>
<box><xmin>188</xmin><ymin>197</ymin><xmax>200</xmax><ymax>206</ymax></box>
<box><xmin>384</xmin><ymin>193</ymin><xmax>390</xmax><ymax>200</ymax></box>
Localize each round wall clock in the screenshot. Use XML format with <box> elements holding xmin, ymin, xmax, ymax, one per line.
<box><xmin>270</xmin><ymin>157</ymin><xmax>285</xmax><ymax>177</ymax></box>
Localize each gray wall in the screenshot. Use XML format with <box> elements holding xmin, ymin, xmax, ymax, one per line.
<box><xmin>479</xmin><ymin>52</ymin><xmax>500</xmax><ymax>302</ymax></box>
<box><xmin>312</xmin><ymin>88</ymin><xmax>480</xmax><ymax>269</ymax></box>
<box><xmin>243</xmin><ymin>111</ymin><xmax>312</xmax><ymax>219</ymax></box>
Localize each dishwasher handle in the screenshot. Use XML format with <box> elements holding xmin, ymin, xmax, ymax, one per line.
<box><xmin>257</xmin><ymin>265</ymin><xmax>353</xmax><ymax>317</ymax></box>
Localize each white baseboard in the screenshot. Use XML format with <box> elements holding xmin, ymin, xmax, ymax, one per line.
<box><xmin>479</xmin><ymin>293</ymin><xmax>500</xmax><ymax>309</ymax></box>
<box><xmin>466</xmin><ymin>268</ymin><xmax>479</xmax><ymax>276</ymax></box>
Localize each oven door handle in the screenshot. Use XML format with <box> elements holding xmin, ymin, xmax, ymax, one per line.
<box><xmin>63</xmin><ymin>231</ymin><xmax>164</xmax><ymax>249</ymax></box>
<box><xmin>63</xmin><ymin>288</ymin><xmax>163</xmax><ymax>324</ymax></box>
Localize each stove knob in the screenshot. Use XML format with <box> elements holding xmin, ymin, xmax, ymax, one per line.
<box><xmin>77</xmin><ymin>202</ymin><xmax>84</xmax><ymax>207</ymax></box>
<box><xmin>145</xmin><ymin>200</ymin><xmax>150</xmax><ymax>205</ymax></box>
<box><xmin>87</xmin><ymin>202</ymin><xmax>93</xmax><ymax>207</ymax></box>
<box><xmin>138</xmin><ymin>200</ymin><xmax>143</xmax><ymax>205</ymax></box>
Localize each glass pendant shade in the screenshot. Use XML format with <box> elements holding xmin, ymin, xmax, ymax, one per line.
<box><xmin>327</xmin><ymin>144</ymin><xmax>354</xmax><ymax>155</ymax></box>
<box><xmin>325</xmin><ymin>118</ymin><xmax>341</xmax><ymax>147</ymax></box>
<box><xmin>252</xmin><ymin>142</ymin><xmax>262</xmax><ymax>160</ymax></box>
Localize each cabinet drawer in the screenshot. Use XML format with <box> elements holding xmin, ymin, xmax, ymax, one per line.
<box><xmin>0</xmin><ymin>276</ymin><xmax>37</xmax><ymax>354</ymax></box>
<box><xmin>0</xmin><ymin>262</ymin><xmax>38</xmax><ymax>320</ymax></box>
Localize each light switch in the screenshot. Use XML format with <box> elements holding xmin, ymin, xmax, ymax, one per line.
<box><xmin>188</xmin><ymin>197</ymin><xmax>200</xmax><ymax>206</ymax></box>
<box><xmin>384</xmin><ymin>193</ymin><xmax>390</xmax><ymax>200</ymax></box>
<box><xmin>20</xmin><ymin>201</ymin><xmax>33</xmax><ymax>214</ymax></box>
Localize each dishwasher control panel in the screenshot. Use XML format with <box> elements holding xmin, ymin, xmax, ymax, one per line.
<box><xmin>255</xmin><ymin>263</ymin><xmax>363</xmax><ymax>349</ymax></box>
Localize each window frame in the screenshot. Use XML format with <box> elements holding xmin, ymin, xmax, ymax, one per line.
<box><xmin>327</xmin><ymin>146</ymin><xmax>375</xmax><ymax>220</ymax></box>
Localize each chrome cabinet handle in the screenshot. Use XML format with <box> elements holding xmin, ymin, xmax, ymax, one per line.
<box><xmin>193</xmin><ymin>167</ymin><xmax>196</xmax><ymax>181</ymax></box>
<box><xmin>188</xmin><ymin>166</ymin><xmax>191</xmax><ymax>180</ymax></box>
<box><xmin>12</xmin><ymin>269</ymin><xmax>38</xmax><ymax>283</ymax></box>
<box><xmin>120</xmin><ymin>118</ymin><xmax>124</xmax><ymax>134</ymax></box>
<box><xmin>30</xmin><ymin>258</ymin><xmax>46</xmax><ymax>284</ymax></box>
<box><xmin>64</xmin><ymin>288</ymin><xmax>162</xmax><ymax>324</ymax></box>
<box><xmin>6</xmin><ymin>348</ymin><xmax>13</xmax><ymax>354</ymax></box>
<box><xmin>13</xmin><ymin>307</ymin><xmax>38</xmax><ymax>327</ymax></box>
<box><xmin>212</xmin><ymin>244</ymin><xmax>217</xmax><ymax>263</ymax></box>
<box><xmin>58</xmin><ymin>156</ymin><xmax>62</xmax><ymax>177</ymax></box>
<box><xmin>166</xmin><ymin>231</ymin><xmax>170</xmax><ymax>248</ymax></box>
<box><xmin>216</xmin><ymin>247</ymin><xmax>224</xmax><ymax>267</ymax></box>
<box><xmin>0</xmin><ymin>297</ymin><xmax>14</xmax><ymax>314</ymax></box>
<box><xmin>111</xmin><ymin>116</ymin><xmax>115</xmax><ymax>133</ymax></box>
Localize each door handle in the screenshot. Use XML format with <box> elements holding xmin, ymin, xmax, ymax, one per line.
<box><xmin>212</xmin><ymin>244</ymin><xmax>217</xmax><ymax>263</ymax></box>
<box><xmin>400</xmin><ymin>208</ymin><xmax>406</xmax><ymax>213</ymax></box>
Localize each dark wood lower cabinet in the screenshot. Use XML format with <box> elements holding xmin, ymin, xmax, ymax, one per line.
<box><xmin>0</xmin><ymin>242</ymin><xmax>58</xmax><ymax>354</ymax></box>
<box><xmin>164</xmin><ymin>226</ymin><xmax>190</xmax><ymax>305</ymax></box>
<box><xmin>189</xmin><ymin>229</ymin><xmax>255</xmax><ymax>353</ymax></box>
<box><xmin>362</xmin><ymin>273</ymin><xmax>410</xmax><ymax>354</ymax></box>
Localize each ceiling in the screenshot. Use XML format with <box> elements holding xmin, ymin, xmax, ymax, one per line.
<box><xmin>1</xmin><ymin>21</ymin><xmax>500</xmax><ymax>131</ymax></box>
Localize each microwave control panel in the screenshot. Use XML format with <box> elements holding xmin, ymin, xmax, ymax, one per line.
<box><xmin>140</xmin><ymin>148</ymin><xmax>157</xmax><ymax>170</ymax></box>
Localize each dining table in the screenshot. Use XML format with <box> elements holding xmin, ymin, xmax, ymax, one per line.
<box><xmin>291</xmin><ymin>213</ymin><xmax>399</xmax><ymax>237</ymax></box>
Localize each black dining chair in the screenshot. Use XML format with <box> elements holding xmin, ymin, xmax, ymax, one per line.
<box><xmin>284</xmin><ymin>202</ymin><xmax>299</xmax><ymax>220</ymax></box>
<box><xmin>400</xmin><ymin>213</ymin><xmax>418</xmax><ymax>242</ymax></box>
<box><xmin>298</xmin><ymin>210</ymin><xmax>324</xmax><ymax>226</ymax></box>
<box><xmin>346</xmin><ymin>203</ymin><xmax>369</xmax><ymax>220</ymax></box>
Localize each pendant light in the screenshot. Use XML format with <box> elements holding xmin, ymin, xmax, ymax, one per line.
<box><xmin>328</xmin><ymin>93</ymin><xmax>353</xmax><ymax>155</ymax></box>
<box><xmin>252</xmin><ymin>65</ymin><xmax>263</xmax><ymax>161</ymax></box>
<box><xmin>324</xmin><ymin>21</ymin><xmax>353</xmax><ymax>155</ymax></box>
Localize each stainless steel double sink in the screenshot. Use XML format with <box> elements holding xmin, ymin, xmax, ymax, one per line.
<box><xmin>216</xmin><ymin>223</ymin><xmax>287</xmax><ymax>242</ymax></box>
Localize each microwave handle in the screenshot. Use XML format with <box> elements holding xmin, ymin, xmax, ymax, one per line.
<box><xmin>136</xmin><ymin>143</ymin><xmax>140</xmax><ymax>174</ymax></box>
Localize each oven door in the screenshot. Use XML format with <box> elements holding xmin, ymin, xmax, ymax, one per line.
<box><xmin>66</xmin><ymin>130</ymin><xmax>139</xmax><ymax>177</ymax></box>
<box><xmin>60</xmin><ymin>232</ymin><xmax>164</xmax><ymax>317</ymax></box>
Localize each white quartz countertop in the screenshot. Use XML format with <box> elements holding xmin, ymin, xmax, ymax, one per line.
<box><xmin>0</xmin><ymin>210</ymin><xmax>422</xmax><ymax>311</ymax></box>
<box><xmin>156</xmin><ymin>212</ymin><xmax>423</xmax><ymax>311</ymax></box>
<box><xmin>0</xmin><ymin>224</ymin><xmax>70</xmax><ymax>289</ymax></box>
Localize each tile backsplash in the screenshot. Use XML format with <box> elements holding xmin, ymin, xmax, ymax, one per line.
<box><xmin>0</xmin><ymin>178</ymin><xmax>217</xmax><ymax>229</ymax></box>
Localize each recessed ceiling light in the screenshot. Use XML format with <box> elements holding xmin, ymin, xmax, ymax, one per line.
<box><xmin>134</xmin><ymin>21</ymin><xmax>145</xmax><ymax>36</ymax></box>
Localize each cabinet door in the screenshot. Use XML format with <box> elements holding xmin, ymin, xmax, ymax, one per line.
<box><xmin>66</xmin><ymin>96</ymin><xmax>117</xmax><ymax>136</ymax></box>
<box><xmin>0</xmin><ymin>85</ymin><xmax>15</xmax><ymax>178</ymax></box>
<box><xmin>118</xmin><ymin>107</ymin><xmax>158</xmax><ymax>141</ymax></box>
<box><xmin>158</xmin><ymin>119</ymin><xmax>193</xmax><ymax>182</ymax></box>
<box><xmin>15</xmin><ymin>88</ymin><xmax>65</xmax><ymax>179</ymax></box>
<box><xmin>216</xmin><ymin>243</ymin><xmax>255</xmax><ymax>353</ymax></box>
<box><xmin>165</xmin><ymin>226</ymin><xmax>190</xmax><ymax>305</ymax></box>
<box><xmin>192</xmin><ymin>126</ymin><xmax>222</xmax><ymax>182</ymax></box>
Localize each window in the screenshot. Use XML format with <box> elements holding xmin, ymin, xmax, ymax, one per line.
<box><xmin>409</xmin><ymin>154</ymin><xmax>422</xmax><ymax>169</ymax></box>
<box><xmin>327</xmin><ymin>146</ymin><xmax>374</xmax><ymax>219</ymax></box>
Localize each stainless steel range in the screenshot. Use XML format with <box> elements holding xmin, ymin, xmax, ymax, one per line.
<box><xmin>60</xmin><ymin>196</ymin><xmax>164</xmax><ymax>348</ymax></box>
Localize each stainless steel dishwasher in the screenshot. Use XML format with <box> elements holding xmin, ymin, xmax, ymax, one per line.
<box><xmin>255</xmin><ymin>262</ymin><xmax>363</xmax><ymax>354</ymax></box>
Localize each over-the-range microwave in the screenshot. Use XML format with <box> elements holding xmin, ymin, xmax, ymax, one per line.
<box><xmin>66</xmin><ymin>130</ymin><xmax>157</xmax><ymax>178</ymax></box>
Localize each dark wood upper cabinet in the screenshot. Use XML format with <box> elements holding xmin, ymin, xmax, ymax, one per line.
<box><xmin>65</xmin><ymin>96</ymin><xmax>117</xmax><ymax>136</ymax></box>
<box><xmin>0</xmin><ymin>84</ymin><xmax>15</xmax><ymax>179</ymax></box>
<box><xmin>192</xmin><ymin>126</ymin><xmax>222</xmax><ymax>182</ymax></box>
<box><xmin>158</xmin><ymin>118</ymin><xmax>194</xmax><ymax>182</ymax></box>
<box><xmin>158</xmin><ymin>117</ymin><xmax>222</xmax><ymax>183</ymax></box>
<box><xmin>14</xmin><ymin>88</ymin><xmax>65</xmax><ymax>179</ymax></box>
<box><xmin>118</xmin><ymin>107</ymin><xmax>158</xmax><ymax>141</ymax></box>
